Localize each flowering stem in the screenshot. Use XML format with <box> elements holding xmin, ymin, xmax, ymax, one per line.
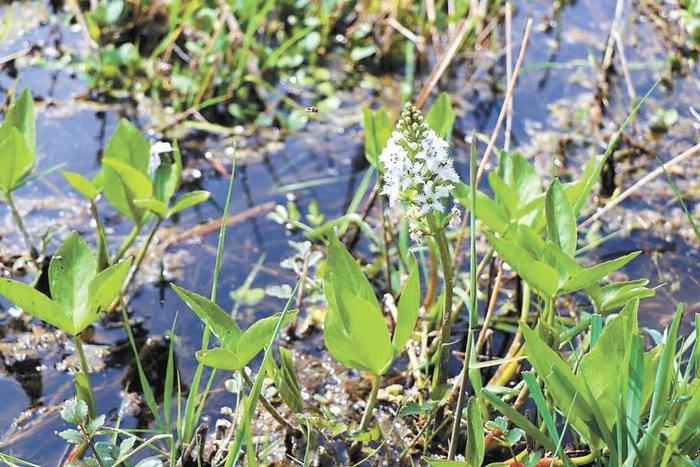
<box><xmin>428</xmin><ymin>213</ymin><xmax>454</xmax><ymax>390</ymax></box>
<box><xmin>449</xmin><ymin>140</ymin><xmax>478</xmax><ymax>459</ymax></box>
<box><xmin>359</xmin><ymin>373</ymin><xmax>381</xmax><ymax>431</ymax></box>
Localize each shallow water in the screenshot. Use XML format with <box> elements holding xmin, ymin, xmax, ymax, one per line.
<box><xmin>1</xmin><ymin>0</ymin><xmax>699</xmax><ymax>463</ymax></box>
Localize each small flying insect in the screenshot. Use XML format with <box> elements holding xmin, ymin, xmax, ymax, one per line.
<box><xmin>305</xmin><ymin>106</ymin><xmax>319</xmax><ymax>113</ymax></box>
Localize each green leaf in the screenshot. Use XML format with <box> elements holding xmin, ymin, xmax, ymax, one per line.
<box><xmin>362</xmin><ymin>107</ymin><xmax>392</xmax><ymax>167</ymax></box>
<box><xmin>83</xmin><ymin>258</ymin><xmax>132</xmax><ymax>332</ymax></box>
<box><xmin>481</xmin><ymin>388</ymin><xmax>557</xmax><ymax>452</ymax></box>
<box><xmin>465</xmin><ymin>397</ymin><xmax>485</xmax><ymax>466</ymax></box>
<box><xmin>545</xmin><ymin>179</ymin><xmax>577</xmax><ymax>258</ymax></box>
<box><xmin>153</xmin><ymin>145</ymin><xmax>181</xmax><ymax>203</ymax></box>
<box><xmin>235</xmin><ymin>310</ymin><xmax>297</xmax><ymax>365</ymax></box>
<box><xmin>520</xmin><ymin>323</ymin><xmax>597</xmax><ymax>441</ymax></box>
<box><xmin>171</xmin><ymin>284</ymin><xmax>242</xmax><ymax>350</ymax></box>
<box><xmin>0</xmin><ymin>128</ymin><xmax>34</xmax><ymax>193</ymax></box>
<box><xmin>324</xmin><ymin>286</ymin><xmax>393</xmax><ymax>375</ymax></box>
<box><xmin>570</xmin><ymin>155</ymin><xmax>606</xmax><ymax>215</ymax></box>
<box><xmin>169</xmin><ymin>190</ymin><xmax>210</xmax><ymax>215</ymax></box>
<box><xmin>195</xmin><ymin>347</ymin><xmax>242</xmax><ymax>371</ymax></box>
<box><xmin>488</xmin><ymin>172</ymin><xmax>518</xmax><ymax>216</ymax></box>
<box><xmin>102</xmin><ymin>118</ymin><xmax>150</xmax><ymax>175</ymax></box>
<box><xmin>101</xmin><ymin>159</ymin><xmax>153</xmax><ymax>225</ymax></box>
<box><xmin>594</xmin><ymin>279</ymin><xmax>655</xmax><ymax>314</ymax></box>
<box><xmin>392</xmin><ymin>254</ymin><xmax>420</xmax><ymax>355</ymax></box>
<box><xmin>0</xmin><ymin>278</ymin><xmax>72</xmax><ymax>332</ymax></box>
<box><xmin>453</xmin><ymin>183</ymin><xmax>509</xmax><ymax>234</ymax></box>
<box><xmin>560</xmin><ymin>251</ymin><xmax>641</xmax><ymax>294</ymax></box>
<box><xmin>0</xmin><ymin>88</ymin><xmax>35</xmax><ymax>154</ymax></box>
<box><xmin>61</xmin><ymin>398</ymin><xmax>88</xmax><ymax>424</ymax></box>
<box><xmin>134</xmin><ymin>198</ymin><xmax>169</xmax><ymax>218</ymax></box>
<box><xmin>272</xmin><ymin>347</ymin><xmax>304</xmax><ymax>413</ymax></box>
<box><xmin>508</xmin><ymin>152</ymin><xmax>543</xmax><ymax>208</ymax></box>
<box><xmin>63</xmin><ymin>171</ymin><xmax>99</xmax><ymax>200</ymax></box>
<box><xmin>486</xmin><ymin>232</ymin><xmax>559</xmax><ymax>298</ymax></box>
<box><xmin>325</xmin><ymin>234</ymin><xmax>378</xmax><ymax>307</ymax></box>
<box><xmin>49</xmin><ymin>232</ymin><xmax>97</xmax><ymax>322</ymax></box>
<box><xmin>425</xmin><ymin>460</ymin><xmax>467</xmax><ymax>467</ymax></box>
<box><xmin>426</xmin><ymin>92</ymin><xmax>455</xmax><ymax>138</ymax></box>
<box><xmin>522</xmin><ymin>371</ymin><xmax>563</xmax><ymax>455</ymax></box>
<box><xmin>578</xmin><ymin>300</ymin><xmax>639</xmax><ymax>431</ymax></box>
<box><xmin>58</xmin><ymin>428</ymin><xmax>83</xmax><ymax>444</ymax></box>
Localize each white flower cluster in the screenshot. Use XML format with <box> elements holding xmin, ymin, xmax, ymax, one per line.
<box><xmin>379</xmin><ymin>102</ymin><xmax>460</xmax><ymax>241</ymax></box>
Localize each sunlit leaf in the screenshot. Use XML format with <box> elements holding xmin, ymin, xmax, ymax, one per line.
<box><xmin>0</xmin><ymin>88</ymin><xmax>35</xmax><ymax>154</ymax></box>
<box><xmin>362</xmin><ymin>107</ymin><xmax>392</xmax><ymax>167</ymax></box>
<box><xmin>171</xmin><ymin>284</ymin><xmax>242</xmax><ymax>349</ymax></box>
<box><xmin>0</xmin><ymin>128</ymin><xmax>34</xmax><ymax>193</ymax></box>
<box><xmin>0</xmin><ymin>278</ymin><xmax>72</xmax><ymax>332</ymax></box>
<box><xmin>101</xmin><ymin>159</ymin><xmax>153</xmax><ymax>225</ymax></box>
<box><xmin>486</xmin><ymin>232</ymin><xmax>559</xmax><ymax>298</ymax></box>
<box><xmin>236</xmin><ymin>310</ymin><xmax>297</xmax><ymax>365</ymax></box>
<box><xmin>102</xmin><ymin>118</ymin><xmax>150</xmax><ymax>175</ymax></box>
<box><xmin>169</xmin><ymin>190</ymin><xmax>210</xmax><ymax>215</ymax></box>
<box><xmin>426</xmin><ymin>92</ymin><xmax>455</xmax><ymax>139</ymax></box>
<box><xmin>545</xmin><ymin>179</ymin><xmax>577</xmax><ymax>258</ymax></box>
<box><xmin>560</xmin><ymin>251</ymin><xmax>641</xmax><ymax>294</ymax></box>
<box><xmin>63</xmin><ymin>171</ymin><xmax>99</xmax><ymax>201</ymax></box>
<box><xmin>49</xmin><ymin>232</ymin><xmax>97</xmax><ymax>320</ymax></box>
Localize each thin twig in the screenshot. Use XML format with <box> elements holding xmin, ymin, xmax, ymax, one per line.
<box><xmin>580</xmin><ymin>142</ymin><xmax>700</xmax><ymax>229</ymax></box>
<box><xmin>474</xmin><ymin>18</ymin><xmax>532</xmax><ymax>184</ymax></box>
<box><xmin>415</xmin><ymin>19</ymin><xmax>472</xmax><ymax>109</ymax></box>
<box><xmin>504</xmin><ymin>1</ymin><xmax>514</xmax><ymax>152</ymax></box>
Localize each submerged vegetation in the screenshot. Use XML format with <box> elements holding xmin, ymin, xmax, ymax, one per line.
<box><xmin>1</xmin><ymin>0</ymin><xmax>700</xmax><ymax>466</ymax></box>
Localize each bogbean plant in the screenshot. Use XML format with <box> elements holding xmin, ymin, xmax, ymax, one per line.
<box><xmin>2</xmin><ymin>86</ymin><xmax>699</xmax><ymax>466</ymax></box>
<box><xmin>261</xmin><ymin>96</ymin><xmax>699</xmax><ymax>465</ymax></box>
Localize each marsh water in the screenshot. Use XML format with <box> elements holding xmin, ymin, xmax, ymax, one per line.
<box><xmin>1</xmin><ymin>0</ymin><xmax>699</xmax><ymax>463</ymax></box>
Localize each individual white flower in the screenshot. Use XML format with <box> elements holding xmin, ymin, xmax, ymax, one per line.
<box><xmin>447</xmin><ymin>204</ymin><xmax>462</xmax><ymax>230</ymax></box>
<box><xmin>148</xmin><ymin>141</ymin><xmax>173</xmax><ymax>175</ymax></box>
<box><xmin>378</xmin><ymin>103</ymin><xmax>458</xmax><ymax>225</ymax></box>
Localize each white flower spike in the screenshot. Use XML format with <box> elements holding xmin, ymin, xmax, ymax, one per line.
<box><xmin>379</xmin><ymin>102</ymin><xmax>459</xmax><ymax>241</ymax></box>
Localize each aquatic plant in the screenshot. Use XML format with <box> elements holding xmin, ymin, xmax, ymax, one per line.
<box><xmin>0</xmin><ymin>232</ymin><xmax>132</xmax><ymax>416</ymax></box>
<box><xmin>323</xmin><ymin>233</ymin><xmax>420</xmax><ymax>430</ymax></box>
<box><xmin>0</xmin><ymin>89</ymin><xmax>38</xmax><ymax>258</ymax></box>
